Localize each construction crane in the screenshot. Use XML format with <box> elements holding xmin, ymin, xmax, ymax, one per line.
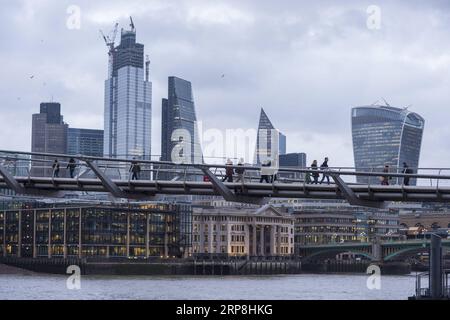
<box><xmin>382</xmin><ymin>97</ymin><xmax>392</xmax><ymax>108</ymax></box>
<box><xmin>100</xmin><ymin>22</ymin><xmax>119</xmax><ymax>52</ymax></box>
<box><xmin>100</xmin><ymin>22</ymin><xmax>119</xmax><ymax>78</ymax></box>
<box><xmin>130</xmin><ymin>16</ymin><xmax>135</xmax><ymax>32</ymax></box>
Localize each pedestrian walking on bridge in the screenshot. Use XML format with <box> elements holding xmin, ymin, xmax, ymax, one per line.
<box><xmin>52</xmin><ymin>159</ymin><xmax>60</xmax><ymax>178</ymax></box>
<box><xmin>67</xmin><ymin>158</ymin><xmax>76</xmax><ymax>178</ymax></box>
<box><xmin>320</xmin><ymin>157</ymin><xmax>330</xmax><ymax>185</ymax></box>
<box><xmin>130</xmin><ymin>160</ymin><xmax>141</xmax><ymax>181</ymax></box>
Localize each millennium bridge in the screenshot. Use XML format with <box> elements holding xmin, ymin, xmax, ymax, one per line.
<box><xmin>1</xmin><ymin>150</ymin><xmax>450</xmax><ymax>208</ymax></box>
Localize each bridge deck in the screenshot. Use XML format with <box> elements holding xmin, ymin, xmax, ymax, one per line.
<box><xmin>1</xmin><ymin>176</ymin><xmax>450</xmax><ymax>202</ymax></box>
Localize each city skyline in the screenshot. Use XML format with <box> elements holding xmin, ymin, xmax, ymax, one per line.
<box><xmin>2</xmin><ymin>1</ymin><xmax>450</xmax><ymax>303</ymax></box>
<box><xmin>1</xmin><ymin>1</ymin><xmax>450</xmax><ymax>169</ymax></box>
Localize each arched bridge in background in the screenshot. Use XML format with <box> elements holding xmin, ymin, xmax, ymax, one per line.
<box><xmin>298</xmin><ymin>239</ymin><xmax>450</xmax><ymax>262</ymax></box>
<box><xmin>2</xmin><ymin>150</ymin><xmax>450</xmax><ymax>209</ymax></box>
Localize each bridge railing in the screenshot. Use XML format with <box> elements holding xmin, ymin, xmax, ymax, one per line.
<box><xmin>2</xmin><ymin>150</ymin><xmax>450</xmax><ymax>189</ymax></box>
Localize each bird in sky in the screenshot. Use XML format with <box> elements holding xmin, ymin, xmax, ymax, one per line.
<box><xmin>30</xmin><ymin>75</ymin><xmax>34</xmax><ymax>79</ymax></box>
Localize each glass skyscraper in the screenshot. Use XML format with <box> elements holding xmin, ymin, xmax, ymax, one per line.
<box><xmin>67</xmin><ymin>128</ymin><xmax>104</xmax><ymax>157</ymax></box>
<box><xmin>103</xmin><ymin>25</ymin><xmax>152</xmax><ymax>161</ymax></box>
<box><xmin>161</xmin><ymin>77</ymin><xmax>202</xmax><ymax>164</ymax></box>
<box><xmin>255</xmin><ymin>108</ymin><xmax>286</xmax><ymax>165</ymax></box>
<box><xmin>351</xmin><ymin>105</ymin><xmax>425</xmax><ymax>185</ymax></box>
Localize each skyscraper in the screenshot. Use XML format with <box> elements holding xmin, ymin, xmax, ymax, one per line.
<box><xmin>103</xmin><ymin>22</ymin><xmax>152</xmax><ymax>161</ymax></box>
<box><xmin>67</xmin><ymin>128</ymin><xmax>104</xmax><ymax>157</ymax></box>
<box><xmin>279</xmin><ymin>153</ymin><xmax>307</xmax><ymax>181</ymax></box>
<box><xmin>255</xmin><ymin>108</ymin><xmax>286</xmax><ymax>165</ymax></box>
<box><xmin>161</xmin><ymin>76</ymin><xmax>202</xmax><ymax>164</ymax></box>
<box><xmin>279</xmin><ymin>153</ymin><xmax>307</xmax><ymax>168</ymax></box>
<box><xmin>31</xmin><ymin>102</ymin><xmax>68</xmax><ymax>176</ymax></box>
<box><xmin>351</xmin><ymin>105</ymin><xmax>425</xmax><ymax>185</ymax></box>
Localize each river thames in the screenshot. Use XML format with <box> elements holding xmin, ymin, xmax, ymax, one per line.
<box><xmin>0</xmin><ymin>273</ymin><xmax>420</xmax><ymax>300</ymax></box>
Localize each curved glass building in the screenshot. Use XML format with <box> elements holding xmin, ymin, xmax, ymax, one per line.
<box><xmin>351</xmin><ymin>105</ymin><xmax>425</xmax><ymax>185</ymax></box>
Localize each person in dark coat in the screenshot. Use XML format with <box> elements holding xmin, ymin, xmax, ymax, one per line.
<box><xmin>381</xmin><ymin>165</ymin><xmax>391</xmax><ymax>185</ymax></box>
<box><xmin>260</xmin><ymin>160</ymin><xmax>272</xmax><ymax>183</ymax></box>
<box><xmin>52</xmin><ymin>159</ymin><xmax>60</xmax><ymax>178</ymax></box>
<box><xmin>67</xmin><ymin>158</ymin><xmax>76</xmax><ymax>178</ymax></box>
<box><xmin>402</xmin><ymin>162</ymin><xmax>413</xmax><ymax>186</ymax></box>
<box><xmin>320</xmin><ymin>157</ymin><xmax>330</xmax><ymax>185</ymax></box>
<box><xmin>234</xmin><ymin>158</ymin><xmax>245</xmax><ymax>183</ymax></box>
<box><xmin>311</xmin><ymin>160</ymin><xmax>319</xmax><ymax>184</ymax></box>
<box><xmin>130</xmin><ymin>160</ymin><xmax>141</xmax><ymax>180</ymax></box>
<box><xmin>222</xmin><ymin>159</ymin><xmax>234</xmax><ymax>182</ymax></box>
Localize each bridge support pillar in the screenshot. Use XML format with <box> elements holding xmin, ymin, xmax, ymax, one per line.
<box><xmin>0</xmin><ymin>163</ymin><xmax>25</xmax><ymax>194</ymax></box>
<box><xmin>199</xmin><ymin>167</ymin><xmax>265</xmax><ymax>205</ymax></box>
<box><xmin>330</xmin><ymin>173</ymin><xmax>387</xmax><ymax>209</ymax></box>
<box><xmin>372</xmin><ymin>239</ymin><xmax>382</xmax><ymax>262</ymax></box>
<box><xmin>84</xmin><ymin>160</ymin><xmax>126</xmax><ymax>198</ymax></box>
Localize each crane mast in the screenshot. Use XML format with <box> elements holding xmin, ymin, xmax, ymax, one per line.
<box><xmin>100</xmin><ymin>22</ymin><xmax>119</xmax><ymax>78</ymax></box>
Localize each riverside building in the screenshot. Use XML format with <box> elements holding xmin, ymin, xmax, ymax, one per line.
<box><xmin>191</xmin><ymin>205</ymin><xmax>294</xmax><ymax>257</ymax></box>
<box><xmin>0</xmin><ymin>201</ymin><xmax>192</xmax><ymax>259</ymax></box>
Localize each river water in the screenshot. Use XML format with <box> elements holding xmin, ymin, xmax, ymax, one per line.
<box><xmin>0</xmin><ymin>273</ymin><xmax>420</xmax><ymax>300</ymax></box>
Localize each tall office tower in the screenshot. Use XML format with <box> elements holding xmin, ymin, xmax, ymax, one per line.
<box><xmin>279</xmin><ymin>153</ymin><xmax>307</xmax><ymax>181</ymax></box>
<box><xmin>161</xmin><ymin>76</ymin><xmax>203</xmax><ymax>165</ymax></box>
<box><xmin>67</xmin><ymin>128</ymin><xmax>104</xmax><ymax>157</ymax></box>
<box><xmin>103</xmin><ymin>22</ymin><xmax>152</xmax><ymax>161</ymax></box>
<box><xmin>31</xmin><ymin>102</ymin><xmax>68</xmax><ymax>176</ymax></box>
<box><xmin>279</xmin><ymin>153</ymin><xmax>307</xmax><ymax>168</ymax></box>
<box><xmin>352</xmin><ymin>105</ymin><xmax>425</xmax><ymax>185</ymax></box>
<box><xmin>255</xmin><ymin>108</ymin><xmax>286</xmax><ymax>165</ymax></box>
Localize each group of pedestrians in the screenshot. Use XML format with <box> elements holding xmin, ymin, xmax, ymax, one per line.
<box><xmin>221</xmin><ymin>159</ymin><xmax>246</xmax><ymax>183</ymax></box>
<box><xmin>305</xmin><ymin>157</ymin><xmax>331</xmax><ymax>185</ymax></box>
<box><xmin>381</xmin><ymin>162</ymin><xmax>413</xmax><ymax>186</ymax></box>
<box><xmin>49</xmin><ymin>155</ymin><xmax>414</xmax><ymax>187</ymax></box>
<box><xmin>51</xmin><ymin>158</ymin><xmax>77</xmax><ymax>178</ymax></box>
<box><xmin>51</xmin><ymin>157</ymin><xmax>143</xmax><ymax>180</ymax></box>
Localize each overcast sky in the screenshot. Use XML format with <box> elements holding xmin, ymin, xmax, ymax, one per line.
<box><xmin>0</xmin><ymin>0</ymin><xmax>449</xmax><ymax>167</ymax></box>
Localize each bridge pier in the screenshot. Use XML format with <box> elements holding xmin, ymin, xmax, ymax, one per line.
<box><xmin>371</xmin><ymin>239</ymin><xmax>382</xmax><ymax>262</ymax></box>
<box><xmin>430</xmin><ymin>234</ymin><xmax>443</xmax><ymax>299</ymax></box>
